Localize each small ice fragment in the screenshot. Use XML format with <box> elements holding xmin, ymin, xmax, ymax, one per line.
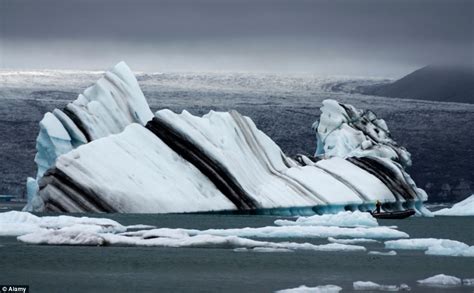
<box><xmin>463</xmin><ymin>278</ymin><xmax>474</xmax><ymax>286</ymax></box>
<box><xmin>275</xmin><ymin>211</ymin><xmax>378</xmax><ymax>228</ymax></box>
<box><xmin>385</xmin><ymin>238</ymin><xmax>474</xmax><ymax>257</ymax></box>
<box><xmin>353</xmin><ymin>281</ymin><xmax>409</xmax><ymax>291</ymax></box>
<box><xmin>328</xmin><ymin>237</ymin><xmax>379</xmax><ymax>244</ymax></box>
<box><xmin>275</xmin><ymin>284</ymin><xmax>342</xmax><ymax>293</ymax></box>
<box><xmin>368</xmin><ymin>250</ymin><xmax>397</xmax><ymax>256</ymax></box>
<box><xmin>417</xmin><ymin>274</ymin><xmax>462</xmax><ymax>287</ymax></box>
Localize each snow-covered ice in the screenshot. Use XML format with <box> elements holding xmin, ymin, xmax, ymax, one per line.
<box><xmin>433</xmin><ymin>194</ymin><xmax>474</xmax><ymax>216</ymax></box>
<box><xmin>385</xmin><ymin>238</ymin><xmax>474</xmax><ymax>257</ymax></box>
<box><xmin>353</xmin><ymin>281</ymin><xmax>410</xmax><ymax>291</ymax></box>
<box><xmin>275</xmin><ymin>211</ymin><xmax>378</xmax><ymax>227</ymax></box>
<box><xmin>275</xmin><ymin>284</ymin><xmax>342</xmax><ymax>293</ymax></box>
<box><xmin>417</xmin><ymin>274</ymin><xmax>462</xmax><ymax>287</ymax></box>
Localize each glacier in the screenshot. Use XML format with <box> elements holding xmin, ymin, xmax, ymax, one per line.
<box><xmin>24</xmin><ymin>61</ymin><xmax>429</xmax><ymax>214</ymax></box>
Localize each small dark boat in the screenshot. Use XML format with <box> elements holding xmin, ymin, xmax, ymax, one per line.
<box><xmin>370</xmin><ymin>209</ymin><xmax>415</xmax><ymax>219</ymax></box>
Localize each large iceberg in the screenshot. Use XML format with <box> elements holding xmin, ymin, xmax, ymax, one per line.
<box><xmin>25</xmin><ymin>62</ymin><xmax>428</xmax><ymax>214</ymax></box>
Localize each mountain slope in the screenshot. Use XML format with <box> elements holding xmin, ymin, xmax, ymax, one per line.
<box><xmin>363</xmin><ymin>65</ymin><xmax>474</xmax><ymax>104</ymax></box>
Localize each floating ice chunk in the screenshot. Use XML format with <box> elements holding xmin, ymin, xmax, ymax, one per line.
<box><xmin>417</xmin><ymin>274</ymin><xmax>462</xmax><ymax>287</ymax></box>
<box><xmin>181</xmin><ymin>225</ymin><xmax>408</xmax><ymax>239</ymax></box>
<box><xmin>0</xmin><ymin>211</ymin><xmax>125</xmax><ymax>236</ymax></box>
<box><xmin>0</xmin><ymin>211</ymin><xmax>43</xmax><ymax>236</ymax></box>
<box><xmin>125</xmin><ymin>224</ymin><xmax>157</xmax><ymax>230</ymax></box>
<box><xmin>463</xmin><ymin>278</ymin><xmax>474</xmax><ymax>286</ymax></box>
<box><xmin>368</xmin><ymin>250</ymin><xmax>397</xmax><ymax>256</ymax></box>
<box><xmin>433</xmin><ymin>194</ymin><xmax>474</xmax><ymax>216</ymax></box>
<box><xmin>353</xmin><ymin>281</ymin><xmax>409</xmax><ymax>291</ymax></box>
<box><xmin>234</xmin><ymin>247</ymin><xmax>293</xmax><ymax>253</ymax></box>
<box><xmin>275</xmin><ymin>211</ymin><xmax>378</xmax><ymax>227</ymax></box>
<box><xmin>276</xmin><ymin>284</ymin><xmax>342</xmax><ymax>293</ymax></box>
<box><xmin>328</xmin><ymin>237</ymin><xmax>379</xmax><ymax>244</ymax></box>
<box><xmin>385</xmin><ymin>238</ymin><xmax>474</xmax><ymax>257</ymax></box>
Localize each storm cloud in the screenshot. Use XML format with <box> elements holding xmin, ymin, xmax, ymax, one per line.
<box><xmin>1</xmin><ymin>0</ymin><xmax>473</xmax><ymax>76</ymax></box>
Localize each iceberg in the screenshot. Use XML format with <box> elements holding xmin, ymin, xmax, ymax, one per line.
<box><xmin>275</xmin><ymin>285</ymin><xmax>342</xmax><ymax>293</ymax></box>
<box><xmin>385</xmin><ymin>238</ymin><xmax>474</xmax><ymax>257</ymax></box>
<box><xmin>314</xmin><ymin>100</ymin><xmax>411</xmax><ymax>167</ymax></box>
<box><xmin>25</xmin><ymin>62</ymin><xmax>428</xmax><ymax>214</ymax></box>
<box><xmin>433</xmin><ymin>194</ymin><xmax>474</xmax><ymax>216</ymax></box>
<box><xmin>417</xmin><ymin>274</ymin><xmax>462</xmax><ymax>287</ymax></box>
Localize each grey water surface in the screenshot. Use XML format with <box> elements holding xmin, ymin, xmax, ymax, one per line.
<box><xmin>0</xmin><ymin>214</ymin><xmax>473</xmax><ymax>292</ymax></box>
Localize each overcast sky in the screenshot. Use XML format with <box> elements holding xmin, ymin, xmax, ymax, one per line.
<box><xmin>1</xmin><ymin>0</ymin><xmax>473</xmax><ymax>77</ymax></box>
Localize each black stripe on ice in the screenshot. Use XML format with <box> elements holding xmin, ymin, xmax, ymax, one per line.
<box><xmin>346</xmin><ymin>157</ymin><xmax>417</xmax><ymax>201</ymax></box>
<box><xmin>39</xmin><ymin>168</ymin><xmax>117</xmax><ymax>213</ymax></box>
<box><xmin>146</xmin><ymin>116</ymin><xmax>259</xmax><ymax>210</ymax></box>
<box><xmin>63</xmin><ymin>107</ymin><xmax>92</xmax><ymax>142</ymax></box>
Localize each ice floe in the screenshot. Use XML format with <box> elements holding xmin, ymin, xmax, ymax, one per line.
<box><xmin>0</xmin><ymin>211</ymin><xmax>125</xmax><ymax>236</ymax></box>
<box><xmin>1</xmin><ymin>212</ymin><xmax>370</xmax><ymax>252</ymax></box>
<box><xmin>275</xmin><ymin>284</ymin><xmax>342</xmax><ymax>293</ymax></box>
<box><xmin>417</xmin><ymin>274</ymin><xmax>462</xmax><ymax>287</ymax></box>
<box><xmin>368</xmin><ymin>250</ymin><xmax>397</xmax><ymax>256</ymax></box>
<box><xmin>353</xmin><ymin>281</ymin><xmax>410</xmax><ymax>291</ymax></box>
<box><xmin>18</xmin><ymin>228</ymin><xmax>366</xmax><ymax>252</ymax></box>
<box><xmin>328</xmin><ymin>237</ymin><xmax>379</xmax><ymax>244</ymax></box>
<box><xmin>433</xmin><ymin>194</ymin><xmax>474</xmax><ymax>216</ymax></box>
<box><xmin>385</xmin><ymin>238</ymin><xmax>474</xmax><ymax>257</ymax></box>
<box><xmin>463</xmin><ymin>278</ymin><xmax>474</xmax><ymax>286</ymax></box>
<box><xmin>141</xmin><ymin>225</ymin><xmax>408</xmax><ymax>240</ymax></box>
<box><xmin>234</xmin><ymin>247</ymin><xmax>293</xmax><ymax>253</ymax></box>
<box><xmin>275</xmin><ymin>211</ymin><xmax>378</xmax><ymax>227</ymax></box>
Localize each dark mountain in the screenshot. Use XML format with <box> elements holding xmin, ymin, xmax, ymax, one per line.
<box><xmin>361</xmin><ymin>65</ymin><xmax>474</xmax><ymax>103</ymax></box>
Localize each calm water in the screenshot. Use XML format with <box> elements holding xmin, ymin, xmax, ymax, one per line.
<box><xmin>0</xmin><ymin>214</ymin><xmax>473</xmax><ymax>292</ymax></box>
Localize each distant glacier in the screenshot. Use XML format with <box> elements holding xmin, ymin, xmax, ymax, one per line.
<box><xmin>22</xmin><ymin>62</ymin><xmax>430</xmax><ymax>215</ymax></box>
